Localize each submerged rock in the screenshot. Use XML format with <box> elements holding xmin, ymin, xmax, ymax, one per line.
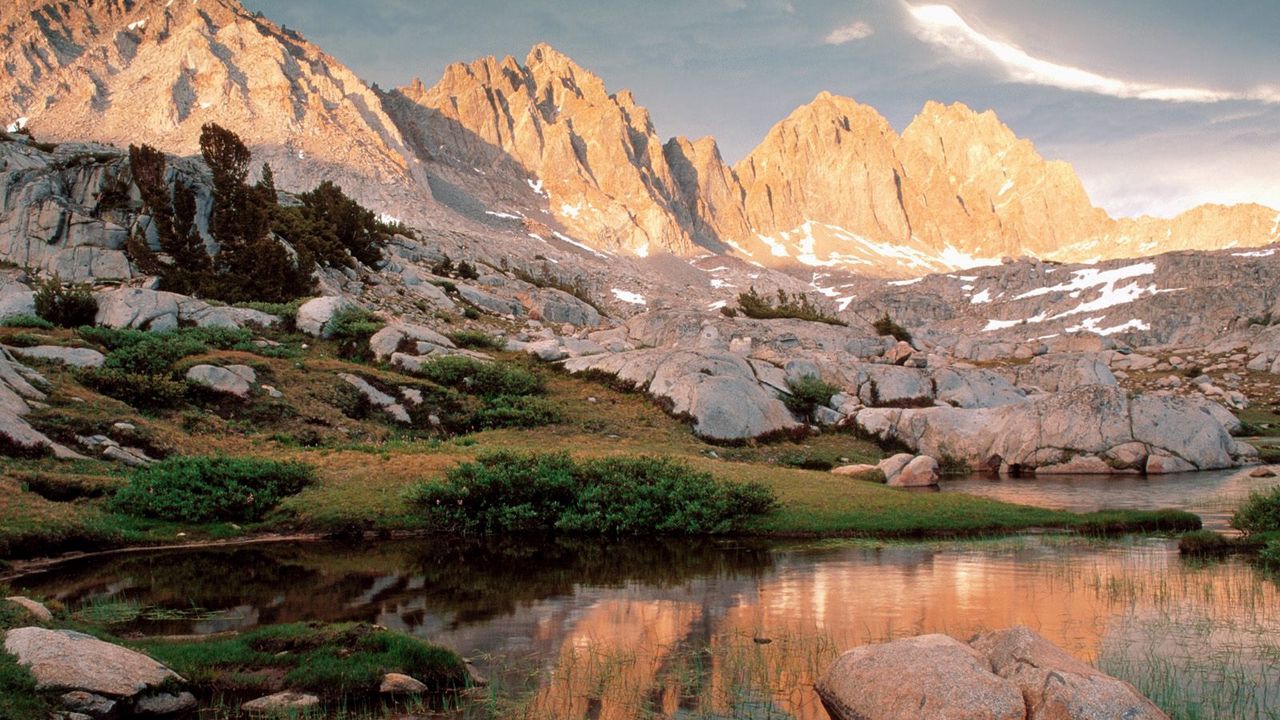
<box><xmin>241</xmin><ymin>691</ymin><xmax>321</xmax><ymax>714</ymax></box>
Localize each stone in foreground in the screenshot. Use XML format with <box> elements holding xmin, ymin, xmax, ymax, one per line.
<box><xmin>972</xmin><ymin>626</ymin><xmax>1170</xmax><ymax>720</ymax></box>
<box><xmin>3</xmin><ymin>627</ymin><xmax>182</xmax><ymax>698</ymax></box>
<box><xmin>816</xmin><ymin>634</ymin><xmax>1025</xmax><ymax>720</ymax></box>
<box><xmin>817</xmin><ymin>628</ymin><xmax>1170</xmax><ymax>720</ymax></box>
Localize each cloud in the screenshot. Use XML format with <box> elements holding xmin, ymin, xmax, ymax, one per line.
<box><xmin>824</xmin><ymin>20</ymin><xmax>874</xmax><ymax>45</ymax></box>
<box><xmin>904</xmin><ymin>3</ymin><xmax>1280</xmax><ymax>104</ymax></box>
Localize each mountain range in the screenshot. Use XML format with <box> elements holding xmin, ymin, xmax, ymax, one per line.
<box><xmin>4</xmin><ymin>0</ymin><xmax>1277</xmax><ymax>276</ymax></box>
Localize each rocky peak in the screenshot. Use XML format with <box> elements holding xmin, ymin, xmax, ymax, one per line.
<box><xmin>733</xmin><ymin>92</ymin><xmax>913</xmax><ymax>251</ymax></box>
<box><xmin>1</xmin><ymin>0</ymin><xmax>435</xmax><ymax>226</ymax></box>
<box><xmin>391</xmin><ymin>43</ymin><xmax>702</xmax><ymax>256</ymax></box>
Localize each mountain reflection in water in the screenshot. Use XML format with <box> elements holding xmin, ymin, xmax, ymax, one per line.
<box><xmin>14</xmin><ymin>534</ymin><xmax>1280</xmax><ymax>719</ymax></box>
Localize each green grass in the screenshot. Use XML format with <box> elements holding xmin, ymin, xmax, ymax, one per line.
<box><xmin>136</xmin><ymin>622</ymin><xmax>467</xmax><ymax>697</ymax></box>
<box><xmin>0</xmin><ymin>650</ymin><xmax>48</xmax><ymax>720</ymax></box>
<box><xmin>0</xmin><ymin>601</ymin><xmax>50</xmax><ymax>720</ymax></box>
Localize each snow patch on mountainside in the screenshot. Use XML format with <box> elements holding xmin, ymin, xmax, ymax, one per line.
<box><xmin>611</xmin><ymin>289</ymin><xmax>646</xmax><ymax>305</ymax></box>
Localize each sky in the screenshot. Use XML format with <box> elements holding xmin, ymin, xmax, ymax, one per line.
<box><xmin>244</xmin><ymin>0</ymin><xmax>1280</xmax><ymax>219</ymax></box>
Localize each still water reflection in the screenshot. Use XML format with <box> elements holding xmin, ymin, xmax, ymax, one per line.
<box><xmin>942</xmin><ymin>467</ymin><xmax>1280</xmax><ymax>531</ymax></box>
<box><xmin>14</xmin><ymin>534</ymin><xmax>1280</xmax><ymax>718</ymax></box>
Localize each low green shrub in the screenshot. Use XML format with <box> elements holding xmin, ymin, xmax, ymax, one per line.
<box><xmin>872</xmin><ymin>313</ymin><xmax>913</xmax><ymax>343</ymax></box>
<box><xmin>4</xmin><ymin>332</ymin><xmax>42</xmax><ymax>348</ymax></box>
<box><xmin>1260</xmin><ymin>539</ymin><xmax>1280</xmax><ymax>570</ymax></box>
<box><xmin>234</xmin><ymin>299</ymin><xmax>304</xmax><ymax>328</ymax></box>
<box><xmin>411</xmin><ymin>356</ymin><xmax>543</xmax><ymax>398</ymax></box>
<box><xmin>407</xmin><ymin>452</ymin><xmax>777</xmax><ymax>535</ymax></box>
<box><xmin>735</xmin><ymin>286</ymin><xmax>846</xmax><ymax>326</ymax></box>
<box><xmin>446</xmin><ymin>329</ymin><xmax>504</xmax><ymax>350</ymax></box>
<box><xmin>471</xmin><ymin>395</ymin><xmax>561</xmax><ymax>429</ymax></box>
<box><xmin>0</xmin><ymin>314</ymin><xmax>54</xmax><ymax>329</ymax></box>
<box><xmin>776</xmin><ymin>450</ymin><xmax>839</xmax><ymax>471</ymax></box>
<box><xmin>111</xmin><ymin>456</ymin><xmax>315</xmax><ymax>523</ymax></box>
<box><xmin>81</xmin><ymin>326</ymin><xmax>253</xmax><ymax>378</ymax></box>
<box><xmin>782</xmin><ymin>375</ymin><xmax>840</xmax><ymax>421</ymax></box>
<box><xmin>78</xmin><ymin>368</ymin><xmax>188</xmax><ymax>409</ymax></box>
<box><xmin>327</xmin><ymin>306</ymin><xmax>384</xmax><ymax>359</ymax></box>
<box><xmin>1232</xmin><ymin>486</ymin><xmax>1280</xmax><ymax>535</ymax></box>
<box><xmin>1178</xmin><ymin>530</ymin><xmax>1237</xmax><ymax>556</ymax></box>
<box><xmin>33</xmin><ymin>274</ymin><xmax>97</xmax><ymax>328</ymax></box>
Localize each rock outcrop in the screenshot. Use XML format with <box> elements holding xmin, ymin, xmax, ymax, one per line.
<box><xmin>563</xmin><ymin>349</ymin><xmax>800</xmax><ymax>441</ymax></box>
<box><xmin>854</xmin><ymin>385</ymin><xmax>1251</xmax><ymax>474</ymax></box>
<box><xmin>0</xmin><ymin>347</ymin><xmax>82</xmax><ymax>459</ymax></box>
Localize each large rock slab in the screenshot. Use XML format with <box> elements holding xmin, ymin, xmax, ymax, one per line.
<box><xmin>972</xmin><ymin>627</ymin><xmax>1169</xmax><ymax>720</ymax></box>
<box><xmin>816</xmin><ymin>634</ymin><xmax>1025</xmax><ymax>720</ymax></box>
<box><xmin>368</xmin><ymin>322</ymin><xmax>455</xmax><ymax>361</ymax></box>
<box><xmin>998</xmin><ymin>353</ymin><xmax>1116</xmax><ymax>393</ymax></box>
<box><xmin>564</xmin><ymin>348</ymin><xmax>800</xmax><ymax>441</ymax></box>
<box><xmin>9</xmin><ymin>345</ymin><xmax>105</xmax><ymax>368</ymax></box>
<box><xmin>3</xmin><ymin>627</ymin><xmax>182</xmax><ymax>698</ymax></box>
<box><xmin>518</xmin><ymin>287</ymin><xmax>602</xmax><ymax>326</ymax></box>
<box><xmin>185</xmin><ymin>364</ymin><xmax>255</xmax><ymax>398</ymax></box>
<box><xmin>0</xmin><ymin>348</ymin><xmax>83</xmax><ymax>458</ymax></box>
<box><xmin>94</xmin><ymin>288</ymin><xmax>276</xmax><ymax>330</ymax></box>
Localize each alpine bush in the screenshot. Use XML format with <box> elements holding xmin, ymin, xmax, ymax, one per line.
<box><xmin>446</xmin><ymin>329</ymin><xmax>504</xmax><ymax>350</ymax></box>
<box><xmin>111</xmin><ymin>456</ymin><xmax>315</xmax><ymax>523</ymax></box>
<box><xmin>782</xmin><ymin>375</ymin><xmax>841</xmax><ymax>422</ymax></box>
<box><xmin>735</xmin><ymin>286</ymin><xmax>846</xmax><ymax>326</ymax></box>
<box><xmin>33</xmin><ymin>274</ymin><xmax>98</xmax><ymax>327</ymax></box>
<box><xmin>1232</xmin><ymin>486</ymin><xmax>1280</xmax><ymax>535</ymax></box>
<box><xmin>873</xmin><ymin>313</ymin><xmax>913</xmax><ymax>343</ymax></box>
<box><xmin>471</xmin><ymin>395</ymin><xmax>561</xmax><ymax>429</ymax></box>
<box><xmin>327</xmin><ymin>305</ymin><xmax>384</xmax><ymax>359</ymax></box>
<box><xmin>407</xmin><ymin>452</ymin><xmax>777</xmax><ymax>534</ymax></box>
<box><xmin>411</xmin><ymin>356</ymin><xmax>543</xmax><ymax>398</ymax></box>
<box><xmin>0</xmin><ymin>314</ymin><xmax>54</xmax><ymax>329</ymax></box>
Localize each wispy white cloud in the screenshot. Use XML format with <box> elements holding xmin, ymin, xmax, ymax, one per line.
<box><xmin>824</xmin><ymin>20</ymin><xmax>873</xmax><ymax>45</ymax></box>
<box><xmin>904</xmin><ymin>3</ymin><xmax>1280</xmax><ymax>104</ymax></box>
